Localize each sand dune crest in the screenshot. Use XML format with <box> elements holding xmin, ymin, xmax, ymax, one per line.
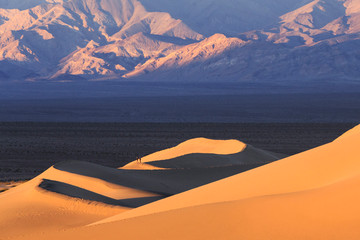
<box><xmin>0</xmin><ymin>137</ymin><xmax>283</xmax><ymax>239</ymax></box>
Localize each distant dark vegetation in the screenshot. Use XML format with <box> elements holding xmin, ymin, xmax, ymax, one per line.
<box><xmin>0</xmin><ymin>122</ymin><xmax>356</xmax><ymax>181</ymax></box>
<box><xmin>1</xmin><ymin>93</ymin><xmax>360</xmax><ymax>122</ymax></box>
<box><xmin>1</xmin><ymin>81</ymin><xmax>360</xmax><ymax>122</ymax></box>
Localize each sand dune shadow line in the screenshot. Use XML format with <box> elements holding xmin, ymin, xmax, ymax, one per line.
<box><xmin>39</xmin><ymin>179</ymin><xmax>165</xmax><ymax>208</ymax></box>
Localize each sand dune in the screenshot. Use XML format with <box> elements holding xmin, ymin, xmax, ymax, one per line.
<box><xmin>0</xmin><ymin>181</ymin><xmax>23</xmax><ymax>193</ymax></box>
<box><xmin>0</xmin><ymin>169</ymin><xmax>127</xmax><ymax>239</ymax></box>
<box><xmin>40</xmin><ymin>172</ymin><xmax>360</xmax><ymax>240</ymax></box>
<box><xmin>335</xmin><ymin>124</ymin><xmax>360</xmax><ymax>141</ymax></box>
<box><xmin>0</xmin><ymin>137</ymin><xmax>282</xmax><ymax>239</ymax></box>
<box><xmin>131</xmin><ymin>138</ymin><xmax>246</xmax><ymax>162</ymax></box>
<box><xmin>92</xmin><ymin>124</ymin><xmax>360</xmax><ymax>225</ymax></box>
<box><xmin>23</xmin><ymin>124</ymin><xmax>360</xmax><ymax>240</ymax></box>
<box><xmin>123</xmin><ymin>138</ymin><xmax>282</xmax><ymax>170</ymax></box>
<box><xmin>3</xmin><ymin>126</ymin><xmax>360</xmax><ymax>240</ymax></box>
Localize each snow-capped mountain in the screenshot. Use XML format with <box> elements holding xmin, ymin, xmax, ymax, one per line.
<box><xmin>0</xmin><ymin>0</ymin><xmax>360</xmax><ymax>82</ymax></box>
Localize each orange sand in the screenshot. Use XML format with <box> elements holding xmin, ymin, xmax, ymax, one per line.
<box><xmin>122</xmin><ymin>138</ymin><xmax>246</xmax><ymax>170</ymax></box>
<box><xmin>1</xmin><ymin>127</ymin><xmax>360</xmax><ymax>240</ymax></box>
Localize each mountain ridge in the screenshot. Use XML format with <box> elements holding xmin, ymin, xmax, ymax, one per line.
<box><xmin>0</xmin><ymin>0</ymin><xmax>360</xmax><ymax>82</ymax></box>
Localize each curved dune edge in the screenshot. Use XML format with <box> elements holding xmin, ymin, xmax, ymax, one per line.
<box><xmin>334</xmin><ymin>124</ymin><xmax>360</xmax><ymax>141</ymax></box>
<box><xmin>14</xmin><ymin>124</ymin><xmax>360</xmax><ymax>240</ymax></box>
<box><xmin>123</xmin><ymin>138</ymin><xmax>246</xmax><ymax>167</ymax></box>
<box><xmin>121</xmin><ymin>146</ymin><xmax>277</xmax><ymax>170</ymax></box>
<box><xmin>121</xmin><ymin>162</ymin><xmax>168</xmax><ymax>170</ymax></box>
<box><xmin>92</xmin><ymin>124</ymin><xmax>360</xmax><ymax>226</ymax></box>
<box><xmin>7</xmin><ymin>125</ymin><xmax>360</xmax><ymax>240</ymax></box>
<box><xmin>0</xmin><ymin>174</ymin><xmax>128</xmax><ymax>239</ymax></box>
<box><xmin>0</xmin><ymin>136</ymin><xmax>282</xmax><ymax>240</ymax></box>
<box><xmin>36</xmin><ymin>172</ymin><xmax>360</xmax><ymax>240</ymax></box>
<box><xmin>38</xmin><ymin>166</ymin><xmax>161</xmax><ymax>199</ymax></box>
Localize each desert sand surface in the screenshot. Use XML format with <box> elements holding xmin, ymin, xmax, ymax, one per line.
<box><xmin>7</xmin><ymin>124</ymin><xmax>358</xmax><ymax>240</ymax></box>
<box><xmin>2</xmin><ymin>125</ymin><xmax>360</xmax><ymax>239</ymax></box>
<box><xmin>122</xmin><ymin>138</ymin><xmax>282</xmax><ymax>170</ymax></box>
<box><xmin>0</xmin><ymin>181</ymin><xmax>24</xmax><ymax>193</ymax></box>
<box><xmin>0</xmin><ymin>138</ymin><xmax>283</xmax><ymax>239</ymax></box>
<box><xmin>127</xmin><ymin>138</ymin><xmax>246</xmax><ymax>163</ymax></box>
<box><xmin>92</xmin><ymin>125</ymin><xmax>360</xmax><ymax>224</ymax></box>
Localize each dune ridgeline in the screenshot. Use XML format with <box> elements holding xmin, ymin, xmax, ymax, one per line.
<box><xmin>1</xmin><ymin>126</ymin><xmax>360</xmax><ymax>239</ymax></box>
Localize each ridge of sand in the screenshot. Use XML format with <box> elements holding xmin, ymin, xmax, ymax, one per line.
<box><xmin>0</xmin><ymin>171</ymin><xmax>128</xmax><ymax>239</ymax></box>
<box><xmin>92</xmin><ymin>124</ymin><xmax>360</xmax><ymax>226</ymax></box>
<box><xmin>13</xmin><ymin>122</ymin><xmax>360</xmax><ymax>240</ymax></box>
<box><xmin>121</xmin><ymin>138</ymin><xmax>281</xmax><ymax>171</ymax></box>
<box><xmin>123</xmin><ymin>138</ymin><xmax>246</xmax><ymax>166</ymax></box>
<box><xmin>38</xmin><ymin>166</ymin><xmax>161</xmax><ymax>200</ymax></box>
<box><xmin>14</xmin><ymin>124</ymin><xmax>360</xmax><ymax>240</ymax></box>
<box><xmin>122</xmin><ymin>146</ymin><xmax>282</xmax><ymax>170</ymax></box>
<box><xmin>334</xmin><ymin>124</ymin><xmax>360</xmax><ymax>141</ymax></box>
<box><xmin>0</xmin><ymin>137</ymin><xmax>283</xmax><ymax>239</ymax></box>
<box><xmin>42</xmin><ymin>171</ymin><xmax>360</xmax><ymax>240</ymax></box>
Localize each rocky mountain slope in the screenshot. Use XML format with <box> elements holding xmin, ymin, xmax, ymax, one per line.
<box><xmin>0</xmin><ymin>0</ymin><xmax>360</xmax><ymax>82</ymax></box>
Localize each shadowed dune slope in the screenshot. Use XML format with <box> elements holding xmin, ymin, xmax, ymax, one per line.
<box><xmin>4</xmin><ymin>126</ymin><xmax>360</xmax><ymax>239</ymax></box>
<box><xmin>145</xmin><ymin>145</ymin><xmax>284</xmax><ymax>169</ymax></box>
<box><xmin>0</xmin><ymin>138</ymin><xmax>284</xmax><ymax>239</ymax></box>
<box><xmin>122</xmin><ymin>138</ymin><xmax>284</xmax><ymax>170</ymax></box>
<box><xmin>10</xmin><ymin>124</ymin><xmax>360</xmax><ymax>239</ymax></box>
<box><xmin>39</xmin><ymin>172</ymin><xmax>360</xmax><ymax>240</ymax></box>
<box><xmin>0</xmin><ymin>166</ymin><xmax>129</xmax><ymax>240</ymax></box>
<box><xmin>69</xmin><ymin>124</ymin><xmax>360</xmax><ymax>240</ymax></box>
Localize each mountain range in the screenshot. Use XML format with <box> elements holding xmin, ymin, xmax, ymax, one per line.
<box><xmin>1</xmin><ymin>0</ymin><xmax>360</xmax><ymax>82</ymax></box>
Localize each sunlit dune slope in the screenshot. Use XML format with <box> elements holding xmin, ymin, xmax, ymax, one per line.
<box><xmin>42</xmin><ymin>170</ymin><xmax>360</xmax><ymax>240</ymax></box>
<box><xmin>4</xmin><ymin>125</ymin><xmax>360</xmax><ymax>240</ymax></box>
<box><xmin>134</xmin><ymin>138</ymin><xmax>246</xmax><ymax>162</ymax></box>
<box><xmin>76</xmin><ymin>124</ymin><xmax>360</xmax><ymax>240</ymax></box>
<box><xmin>0</xmin><ymin>166</ymin><xmax>128</xmax><ymax>239</ymax></box>
<box><xmin>335</xmin><ymin>124</ymin><xmax>360</xmax><ymax>141</ymax></box>
<box><xmin>0</xmin><ymin>137</ymin><xmax>283</xmax><ymax>239</ymax></box>
<box><xmin>122</xmin><ymin>137</ymin><xmax>283</xmax><ymax>170</ymax></box>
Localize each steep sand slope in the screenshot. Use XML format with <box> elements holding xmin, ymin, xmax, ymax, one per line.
<box><xmin>93</xmin><ymin>124</ymin><xmax>360</xmax><ymax>224</ymax></box>
<box><xmin>4</xmin><ymin>125</ymin><xmax>360</xmax><ymax>239</ymax></box>
<box><xmin>39</xmin><ymin>124</ymin><xmax>360</xmax><ymax>240</ymax></box>
<box><xmin>0</xmin><ymin>168</ymin><xmax>128</xmax><ymax>240</ymax></box>
<box><xmin>0</xmin><ymin>138</ymin><xmax>283</xmax><ymax>239</ymax></box>
<box><xmin>38</xmin><ymin>171</ymin><xmax>360</xmax><ymax>240</ymax></box>
<box><xmin>335</xmin><ymin>123</ymin><xmax>360</xmax><ymax>141</ymax></box>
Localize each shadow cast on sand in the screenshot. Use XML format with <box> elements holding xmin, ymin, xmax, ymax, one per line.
<box><xmin>39</xmin><ymin>179</ymin><xmax>164</xmax><ymax>208</ymax></box>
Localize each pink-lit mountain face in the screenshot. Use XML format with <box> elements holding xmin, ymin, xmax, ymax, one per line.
<box><xmin>0</xmin><ymin>0</ymin><xmax>360</xmax><ymax>82</ymax></box>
